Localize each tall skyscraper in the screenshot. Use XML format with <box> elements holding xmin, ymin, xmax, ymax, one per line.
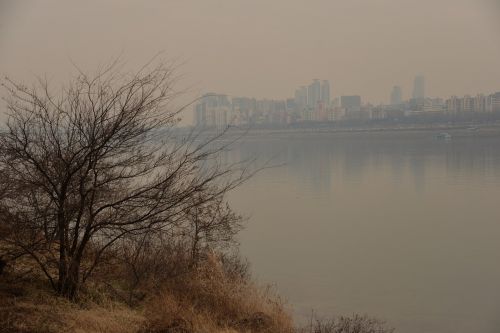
<box><xmin>390</xmin><ymin>85</ymin><xmax>402</xmax><ymax>105</ymax></box>
<box><xmin>294</xmin><ymin>86</ymin><xmax>308</xmax><ymax>110</ymax></box>
<box><xmin>307</xmin><ymin>79</ymin><xmax>321</xmax><ymax>108</ymax></box>
<box><xmin>321</xmin><ymin>80</ymin><xmax>330</xmax><ymax>105</ymax></box>
<box><xmin>412</xmin><ymin>75</ymin><xmax>425</xmax><ymax>100</ymax></box>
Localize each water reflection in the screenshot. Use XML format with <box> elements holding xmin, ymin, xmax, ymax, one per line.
<box><xmin>231</xmin><ymin>135</ymin><xmax>500</xmax><ymax>195</ymax></box>
<box><xmin>228</xmin><ymin>133</ymin><xmax>500</xmax><ymax>333</ymax></box>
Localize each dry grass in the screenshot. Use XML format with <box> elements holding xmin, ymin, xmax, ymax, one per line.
<box><xmin>0</xmin><ymin>269</ymin><xmax>144</xmax><ymax>333</ymax></box>
<box><xmin>297</xmin><ymin>314</ymin><xmax>394</xmax><ymax>333</ymax></box>
<box><xmin>0</xmin><ymin>243</ymin><xmax>393</xmax><ymax>333</ymax></box>
<box><xmin>142</xmin><ymin>253</ymin><xmax>294</xmax><ymax>333</ymax></box>
<box><xmin>0</xmin><ymin>252</ymin><xmax>293</xmax><ymax>333</ymax></box>
<box><xmin>0</xmin><ymin>250</ymin><xmax>394</xmax><ymax>333</ymax></box>
<box><xmin>65</xmin><ymin>307</ymin><xmax>144</xmax><ymax>333</ymax></box>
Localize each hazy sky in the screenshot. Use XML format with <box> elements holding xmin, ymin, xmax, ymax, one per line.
<box><xmin>1</xmin><ymin>0</ymin><xmax>500</xmax><ymax>115</ymax></box>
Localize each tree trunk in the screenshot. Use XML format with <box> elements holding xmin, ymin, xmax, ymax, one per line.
<box><xmin>57</xmin><ymin>205</ymin><xmax>68</xmax><ymax>294</ymax></box>
<box><xmin>59</xmin><ymin>259</ymin><xmax>80</xmax><ymax>299</ymax></box>
<box><xmin>57</xmin><ymin>239</ymin><xmax>68</xmax><ymax>293</ymax></box>
<box><xmin>0</xmin><ymin>257</ymin><xmax>6</xmax><ymax>275</ymax></box>
<box><xmin>59</xmin><ymin>236</ymin><xmax>89</xmax><ymax>299</ymax></box>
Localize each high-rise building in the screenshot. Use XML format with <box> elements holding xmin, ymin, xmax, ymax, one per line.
<box><xmin>286</xmin><ymin>98</ymin><xmax>296</xmax><ymax>111</ymax></box>
<box><xmin>423</xmin><ymin>98</ymin><xmax>445</xmax><ymax>112</ymax></box>
<box><xmin>232</xmin><ymin>97</ymin><xmax>256</xmax><ymax>125</ymax></box>
<box><xmin>412</xmin><ymin>75</ymin><xmax>425</xmax><ymax>100</ymax></box>
<box><xmin>194</xmin><ymin>103</ymin><xmax>206</xmax><ymax>127</ymax></box>
<box><xmin>340</xmin><ymin>95</ymin><xmax>361</xmax><ymax>113</ymax></box>
<box><xmin>193</xmin><ymin>93</ymin><xmax>231</xmax><ymax>129</ymax></box>
<box><xmin>473</xmin><ymin>94</ymin><xmax>487</xmax><ymax>113</ymax></box>
<box><xmin>321</xmin><ymin>80</ymin><xmax>330</xmax><ymax>105</ymax></box>
<box><xmin>307</xmin><ymin>79</ymin><xmax>321</xmax><ymax>108</ymax></box>
<box><xmin>390</xmin><ymin>85</ymin><xmax>402</xmax><ymax>105</ymax></box>
<box><xmin>461</xmin><ymin>95</ymin><xmax>473</xmax><ymax>112</ymax></box>
<box><xmin>490</xmin><ymin>92</ymin><xmax>500</xmax><ymax>112</ymax></box>
<box><xmin>446</xmin><ymin>96</ymin><xmax>460</xmax><ymax>113</ymax></box>
<box><xmin>331</xmin><ymin>97</ymin><xmax>340</xmax><ymax>108</ymax></box>
<box><xmin>294</xmin><ymin>86</ymin><xmax>308</xmax><ymax>110</ymax></box>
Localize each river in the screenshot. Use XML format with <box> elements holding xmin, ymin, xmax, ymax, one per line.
<box><xmin>228</xmin><ymin>129</ymin><xmax>500</xmax><ymax>333</ymax></box>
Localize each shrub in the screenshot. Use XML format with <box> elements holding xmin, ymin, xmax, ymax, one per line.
<box><xmin>299</xmin><ymin>314</ymin><xmax>394</xmax><ymax>333</ymax></box>
<box><xmin>142</xmin><ymin>252</ymin><xmax>293</xmax><ymax>333</ymax></box>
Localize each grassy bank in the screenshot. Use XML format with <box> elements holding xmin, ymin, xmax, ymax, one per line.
<box><xmin>0</xmin><ymin>252</ymin><xmax>394</xmax><ymax>333</ymax></box>
<box><xmin>0</xmin><ymin>252</ymin><xmax>293</xmax><ymax>333</ymax></box>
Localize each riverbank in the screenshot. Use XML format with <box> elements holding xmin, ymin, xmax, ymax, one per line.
<box><xmin>201</xmin><ymin>123</ymin><xmax>500</xmax><ymax>141</ymax></box>
<box><xmin>0</xmin><ymin>253</ymin><xmax>394</xmax><ymax>333</ymax></box>
<box><xmin>0</xmin><ymin>253</ymin><xmax>293</xmax><ymax>333</ymax></box>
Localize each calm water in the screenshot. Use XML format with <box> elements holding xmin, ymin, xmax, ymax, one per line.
<box><xmin>228</xmin><ymin>131</ymin><xmax>500</xmax><ymax>333</ymax></box>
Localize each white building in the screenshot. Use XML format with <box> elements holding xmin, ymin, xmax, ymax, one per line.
<box><xmin>193</xmin><ymin>93</ymin><xmax>231</xmax><ymax>129</ymax></box>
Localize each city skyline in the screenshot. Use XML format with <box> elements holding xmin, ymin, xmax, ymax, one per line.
<box><xmin>193</xmin><ymin>85</ymin><xmax>500</xmax><ymax>128</ymax></box>
<box><xmin>195</xmin><ymin>74</ymin><xmax>498</xmax><ymax>108</ymax></box>
<box><xmin>1</xmin><ymin>0</ymin><xmax>500</xmax><ymax>115</ymax></box>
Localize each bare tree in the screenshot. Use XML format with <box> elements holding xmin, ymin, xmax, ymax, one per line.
<box><xmin>109</xmin><ymin>231</ymin><xmax>190</xmax><ymax>305</ymax></box>
<box><xmin>106</xmin><ymin>194</ymin><xmax>243</xmax><ymax>305</ymax></box>
<box><xmin>182</xmin><ymin>193</ymin><xmax>243</xmax><ymax>264</ymax></box>
<box><xmin>0</xmin><ymin>61</ymin><xmax>252</xmax><ymax>299</ymax></box>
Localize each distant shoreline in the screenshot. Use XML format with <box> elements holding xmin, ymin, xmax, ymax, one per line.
<box><xmin>201</xmin><ymin>123</ymin><xmax>500</xmax><ymax>140</ymax></box>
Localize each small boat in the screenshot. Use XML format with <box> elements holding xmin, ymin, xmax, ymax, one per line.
<box><xmin>436</xmin><ymin>132</ymin><xmax>452</xmax><ymax>140</ymax></box>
